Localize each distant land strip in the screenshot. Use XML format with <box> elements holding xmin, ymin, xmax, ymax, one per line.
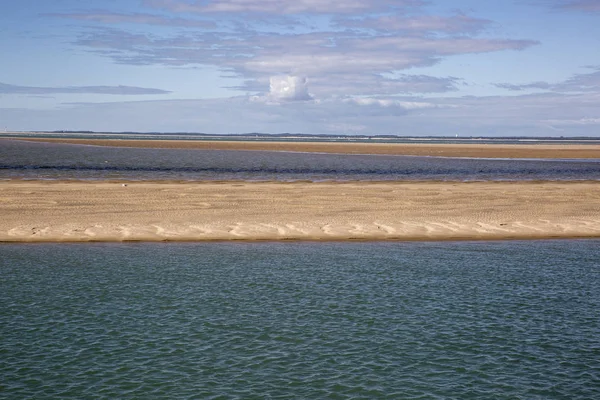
<box><xmin>8</xmin><ymin>138</ymin><xmax>600</xmax><ymax>159</ymax></box>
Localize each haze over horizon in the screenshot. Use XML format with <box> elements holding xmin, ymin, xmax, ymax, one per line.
<box><xmin>1</xmin><ymin>0</ymin><xmax>599</xmax><ymax>136</ymax></box>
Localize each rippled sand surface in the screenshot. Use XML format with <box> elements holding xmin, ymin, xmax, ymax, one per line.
<box><xmin>2</xmin><ymin>181</ymin><xmax>600</xmax><ymax>241</ymax></box>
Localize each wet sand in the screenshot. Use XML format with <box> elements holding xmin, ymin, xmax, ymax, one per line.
<box><xmin>1</xmin><ymin>181</ymin><xmax>599</xmax><ymax>242</ymax></box>
<box><xmin>10</xmin><ymin>138</ymin><xmax>600</xmax><ymax>159</ymax></box>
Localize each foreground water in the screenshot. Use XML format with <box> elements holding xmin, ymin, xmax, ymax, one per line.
<box><xmin>2</xmin><ymin>140</ymin><xmax>600</xmax><ymax>181</ymax></box>
<box><xmin>1</xmin><ymin>241</ymin><xmax>599</xmax><ymax>398</ymax></box>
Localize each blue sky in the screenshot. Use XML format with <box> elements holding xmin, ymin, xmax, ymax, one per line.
<box><xmin>1</xmin><ymin>0</ymin><xmax>599</xmax><ymax>136</ymax></box>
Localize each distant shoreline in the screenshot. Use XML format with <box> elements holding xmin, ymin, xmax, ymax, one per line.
<box><xmin>2</xmin><ymin>180</ymin><xmax>599</xmax><ymax>242</ymax></box>
<box><xmin>5</xmin><ymin>137</ymin><xmax>600</xmax><ymax>159</ymax></box>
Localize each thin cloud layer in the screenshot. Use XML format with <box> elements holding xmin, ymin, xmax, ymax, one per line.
<box><xmin>305</xmin><ymin>75</ymin><xmax>461</xmax><ymax>97</ymax></box>
<box><xmin>0</xmin><ymin>82</ymin><xmax>171</xmax><ymax>95</ymax></box>
<box><xmin>342</xmin><ymin>97</ymin><xmax>438</xmax><ymax>109</ymax></box>
<box><xmin>72</xmin><ymin>25</ymin><xmax>536</xmax><ymax>98</ymax></box>
<box><xmin>3</xmin><ymin>90</ymin><xmax>598</xmax><ymax>135</ymax></box>
<box><xmin>47</xmin><ymin>12</ymin><xmax>216</xmax><ymax>28</ymax></box>
<box><xmin>531</xmin><ymin>0</ymin><xmax>600</xmax><ymax>13</ymax></box>
<box><xmin>143</xmin><ymin>0</ymin><xmax>425</xmax><ymax>14</ymax></box>
<box><xmin>335</xmin><ymin>14</ymin><xmax>493</xmax><ymax>35</ymax></box>
<box><xmin>557</xmin><ymin>0</ymin><xmax>600</xmax><ymax>12</ymax></box>
<box><xmin>542</xmin><ymin>118</ymin><xmax>600</xmax><ymax>126</ymax></box>
<box><xmin>496</xmin><ymin>67</ymin><xmax>600</xmax><ymax>93</ymax></box>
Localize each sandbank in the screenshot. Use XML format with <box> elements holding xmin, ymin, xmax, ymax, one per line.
<box><xmin>9</xmin><ymin>138</ymin><xmax>600</xmax><ymax>159</ymax></box>
<box><xmin>1</xmin><ymin>181</ymin><xmax>599</xmax><ymax>242</ymax></box>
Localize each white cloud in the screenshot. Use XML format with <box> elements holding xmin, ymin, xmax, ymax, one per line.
<box><xmin>251</xmin><ymin>75</ymin><xmax>313</xmax><ymax>103</ymax></box>
<box><xmin>268</xmin><ymin>75</ymin><xmax>312</xmax><ymax>101</ymax></box>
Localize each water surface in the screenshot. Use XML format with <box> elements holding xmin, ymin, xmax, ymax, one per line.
<box><xmin>1</xmin><ymin>140</ymin><xmax>599</xmax><ymax>181</ymax></box>
<box><xmin>2</xmin><ymin>241</ymin><xmax>599</xmax><ymax>398</ymax></box>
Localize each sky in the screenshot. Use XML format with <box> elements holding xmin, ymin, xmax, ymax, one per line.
<box><xmin>0</xmin><ymin>0</ymin><xmax>599</xmax><ymax>136</ymax></box>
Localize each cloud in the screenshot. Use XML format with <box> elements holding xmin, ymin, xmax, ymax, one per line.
<box><xmin>237</xmin><ymin>74</ymin><xmax>461</xmax><ymax>97</ymax></box>
<box><xmin>250</xmin><ymin>75</ymin><xmax>313</xmax><ymax>104</ymax></box>
<box><xmin>267</xmin><ymin>75</ymin><xmax>313</xmax><ymax>101</ymax></box>
<box><xmin>495</xmin><ymin>81</ymin><xmax>552</xmax><ymax>91</ymax></box>
<box><xmin>427</xmin><ymin>91</ymin><xmax>600</xmax><ymax>135</ymax></box>
<box><xmin>531</xmin><ymin>0</ymin><xmax>600</xmax><ymax>13</ymax></box>
<box><xmin>61</xmin><ymin>0</ymin><xmax>537</xmax><ymax>102</ymax></box>
<box><xmin>556</xmin><ymin>0</ymin><xmax>600</xmax><ymax>12</ymax></box>
<box><xmin>560</xmin><ymin>68</ymin><xmax>600</xmax><ymax>92</ymax></box>
<box><xmin>74</xmin><ymin>27</ymin><xmax>536</xmax><ymax>98</ymax></box>
<box><xmin>3</xmin><ymin>90</ymin><xmax>599</xmax><ymax>136</ymax></box>
<box><xmin>542</xmin><ymin>118</ymin><xmax>600</xmax><ymax>126</ymax></box>
<box><xmin>143</xmin><ymin>0</ymin><xmax>425</xmax><ymax>14</ymax></box>
<box><xmin>238</xmin><ymin>35</ymin><xmax>536</xmax><ymax>76</ymax></box>
<box><xmin>335</xmin><ymin>14</ymin><xmax>493</xmax><ymax>35</ymax></box>
<box><xmin>342</xmin><ymin>97</ymin><xmax>437</xmax><ymax>109</ymax></box>
<box><xmin>495</xmin><ymin>67</ymin><xmax>600</xmax><ymax>93</ymax></box>
<box><xmin>325</xmin><ymin>123</ymin><xmax>367</xmax><ymax>133</ymax></box>
<box><xmin>46</xmin><ymin>11</ymin><xmax>216</xmax><ymax>28</ymax></box>
<box><xmin>0</xmin><ymin>82</ymin><xmax>171</xmax><ymax>95</ymax></box>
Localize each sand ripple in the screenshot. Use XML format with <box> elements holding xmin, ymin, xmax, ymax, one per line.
<box><xmin>1</xmin><ymin>181</ymin><xmax>600</xmax><ymax>242</ymax></box>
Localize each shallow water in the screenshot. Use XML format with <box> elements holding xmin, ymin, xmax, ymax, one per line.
<box><xmin>2</xmin><ymin>241</ymin><xmax>599</xmax><ymax>398</ymax></box>
<box><xmin>2</xmin><ymin>139</ymin><xmax>599</xmax><ymax>181</ymax></box>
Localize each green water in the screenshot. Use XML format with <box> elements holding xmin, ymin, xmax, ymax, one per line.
<box><xmin>1</xmin><ymin>241</ymin><xmax>599</xmax><ymax>399</ymax></box>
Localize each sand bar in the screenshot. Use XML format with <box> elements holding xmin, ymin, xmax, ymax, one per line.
<box><xmin>10</xmin><ymin>138</ymin><xmax>600</xmax><ymax>159</ymax></box>
<box><xmin>1</xmin><ymin>180</ymin><xmax>599</xmax><ymax>242</ymax></box>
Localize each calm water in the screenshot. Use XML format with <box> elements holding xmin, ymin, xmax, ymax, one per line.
<box><xmin>2</xmin><ymin>139</ymin><xmax>600</xmax><ymax>181</ymax></box>
<box><xmin>1</xmin><ymin>241</ymin><xmax>599</xmax><ymax>399</ymax></box>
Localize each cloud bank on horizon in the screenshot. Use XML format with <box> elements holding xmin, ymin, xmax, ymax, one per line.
<box><xmin>0</xmin><ymin>0</ymin><xmax>599</xmax><ymax>136</ymax></box>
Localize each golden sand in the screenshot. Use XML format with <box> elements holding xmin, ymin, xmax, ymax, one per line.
<box><xmin>2</xmin><ymin>181</ymin><xmax>599</xmax><ymax>242</ymax></box>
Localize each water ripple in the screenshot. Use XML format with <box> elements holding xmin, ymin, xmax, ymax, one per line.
<box><xmin>2</xmin><ymin>140</ymin><xmax>599</xmax><ymax>181</ymax></box>
<box><xmin>1</xmin><ymin>241</ymin><xmax>599</xmax><ymax>398</ymax></box>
